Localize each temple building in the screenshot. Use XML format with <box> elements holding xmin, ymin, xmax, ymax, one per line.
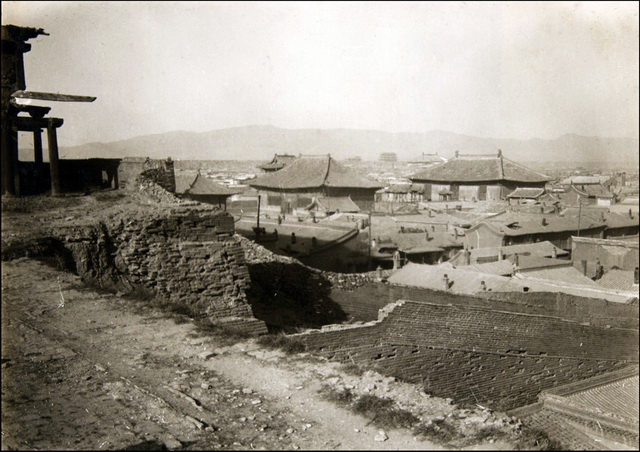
<box><xmin>409</xmin><ymin>150</ymin><xmax>551</xmax><ymax>202</ymax></box>
<box><xmin>249</xmin><ymin>154</ymin><xmax>383</xmax><ymax>213</ymax></box>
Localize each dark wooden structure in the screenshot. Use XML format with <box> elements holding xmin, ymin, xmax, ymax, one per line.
<box><xmin>1</xmin><ymin>25</ymin><xmax>96</xmax><ymax>196</ymax></box>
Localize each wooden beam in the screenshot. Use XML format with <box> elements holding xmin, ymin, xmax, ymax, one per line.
<box><xmin>14</xmin><ymin>116</ymin><xmax>63</xmax><ymax>131</ymax></box>
<box><xmin>10</xmin><ymin>102</ymin><xmax>51</xmax><ymax>118</ymax></box>
<box><xmin>12</xmin><ymin>90</ymin><xmax>96</xmax><ymax>102</ymax></box>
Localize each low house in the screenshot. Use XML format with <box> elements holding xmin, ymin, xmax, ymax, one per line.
<box><xmin>257</xmin><ymin>153</ymin><xmax>297</xmax><ymax>172</ymax></box>
<box><xmin>409</xmin><ymin>150</ymin><xmax>551</xmax><ymax>201</ymax></box>
<box><xmin>449</xmin><ymin>241</ymin><xmax>568</xmax><ymax>266</ymax></box>
<box><xmin>506</xmin><ymin>187</ymin><xmax>546</xmax><ymax>205</ymax></box>
<box><xmin>386</xmin><ymin>262</ymin><xmax>636</xmax><ymax>303</ymax></box>
<box><xmin>464</xmin><ymin>214</ymin><xmax>607</xmax><ymax>250</ymax></box>
<box><xmin>572</xmin><ymin>236</ymin><xmax>639</xmax><ymax>274</ymax></box>
<box><xmin>371</xmin><ymin>230</ymin><xmax>463</xmax><ymax>267</ymax></box>
<box><xmin>250</xmin><ymin>154</ymin><xmax>384</xmax><ymax>213</ymax></box>
<box><xmin>552</xmin><ymin>183</ymin><xmax>616</xmax><ymax>206</ymax></box>
<box><xmin>175</xmin><ymin>172</ymin><xmax>241</xmax><ymax>209</ymax></box>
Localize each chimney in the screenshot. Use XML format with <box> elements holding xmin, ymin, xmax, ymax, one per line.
<box><xmin>432</xmin><ymin>225</ymin><xmax>436</xmax><ymax>232</ymax></box>
<box><xmin>425</xmin><ymin>231</ymin><xmax>430</xmax><ymax>241</ymax></box>
<box><xmin>377</xmin><ymin>265</ymin><xmax>383</xmax><ymax>280</ymax></box>
<box><xmin>497</xmin><ymin>149</ymin><xmax>502</xmax><ymax>157</ymax></box>
<box><xmin>455</xmin><ymin>150</ymin><xmax>459</xmax><ymax>158</ymax></box>
<box><xmin>480</xmin><ymin>281</ymin><xmax>487</xmax><ymax>291</ymax></box>
<box><xmin>629</xmin><ymin>209</ymin><xmax>634</xmax><ymax>219</ymax></box>
<box><xmin>400</xmin><ymin>226</ymin><xmax>405</xmax><ymax>233</ymax></box>
<box><xmin>456</xmin><ymin>205</ymin><xmax>462</xmax><ymax>211</ymax></box>
<box><xmin>513</xmin><ymin>253</ymin><xmax>519</xmax><ymax>268</ymax></box>
<box><xmin>442</xmin><ymin>274</ymin><xmax>449</xmax><ymax>291</ymax></box>
<box><xmin>541</xmin><ymin>217</ymin><xmax>548</xmax><ymax>226</ymax></box>
<box><xmin>445</xmin><ymin>204</ymin><xmax>448</xmax><ymax>213</ymax></box>
<box><xmin>454</xmin><ymin>228</ymin><xmax>459</xmax><ymax>239</ymax></box>
<box><xmin>428</xmin><ymin>209</ymin><xmax>433</xmax><ymax>218</ymax></box>
<box><xmin>581</xmin><ymin>260</ymin><xmax>588</xmax><ymax>276</ymax></box>
<box><xmin>552</xmin><ymin>247</ymin><xmax>558</xmax><ymax>259</ymax></box>
<box><xmin>464</xmin><ymin>248</ymin><xmax>471</xmax><ymax>265</ymax></box>
<box><xmin>498</xmin><ymin>249</ymin><xmax>504</xmax><ymax>261</ymax></box>
<box><xmin>634</xmin><ymin>267</ymin><xmax>639</xmax><ymax>285</ymax></box>
<box><xmin>539</xmin><ymin>206</ymin><xmax>544</xmax><ymax>214</ymax></box>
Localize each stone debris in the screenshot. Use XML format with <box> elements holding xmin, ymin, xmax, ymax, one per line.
<box><xmin>162</xmin><ymin>436</ymin><xmax>182</xmax><ymax>450</ymax></box>
<box><xmin>198</xmin><ymin>351</ymin><xmax>217</xmax><ymax>360</ymax></box>
<box><xmin>374</xmin><ymin>430</ymin><xmax>388</xmax><ymax>442</ymax></box>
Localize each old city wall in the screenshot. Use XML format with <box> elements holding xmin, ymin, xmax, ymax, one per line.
<box><xmin>328</xmin><ymin>282</ymin><xmax>639</xmax><ymax>329</ymax></box>
<box><xmin>294</xmin><ymin>300</ymin><xmax>638</xmax><ymax>411</ymax></box>
<box><xmin>118</xmin><ymin>157</ymin><xmax>176</xmax><ymax>193</ymax></box>
<box><xmin>62</xmin><ymin>204</ymin><xmax>267</xmax><ymax>334</ymax></box>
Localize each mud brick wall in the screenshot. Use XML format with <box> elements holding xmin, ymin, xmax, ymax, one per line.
<box><xmin>294</xmin><ymin>300</ymin><xmax>638</xmax><ymax>410</ymax></box>
<box><xmin>328</xmin><ymin>282</ymin><xmax>639</xmax><ymax>329</ymax></box>
<box><xmin>61</xmin><ymin>205</ymin><xmax>267</xmax><ymax>334</ymax></box>
<box><xmin>115</xmin><ymin>207</ymin><xmax>255</xmax><ymax>320</ymax></box>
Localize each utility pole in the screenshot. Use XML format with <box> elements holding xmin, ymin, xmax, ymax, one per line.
<box><xmin>576</xmin><ymin>197</ymin><xmax>582</xmax><ymax>237</ymax></box>
<box><xmin>256</xmin><ymin>195</ymin><xmax>261</xmax><ymax>239</ymax></box>
<box><xmin>368</xmin><ymin>210</ymin><xmax>372</xmax><ymax>271</ymax></box>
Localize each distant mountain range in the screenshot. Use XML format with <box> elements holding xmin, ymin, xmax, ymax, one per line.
<box><xmin>56</xmin><ymin>125</ymin><xmax>639</xmax><ymax>165</ymax></box>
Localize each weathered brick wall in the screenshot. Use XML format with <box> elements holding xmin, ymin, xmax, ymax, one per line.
<box><xmin>294</xmin><ymin>300</ymin><xmax>638</xmax><ymax>410</ymax></box>
<box><xmin>118</xmin><ymin>157</ymin><xmax>176</xmax><ymax>193</ymax></box>
<box><xmin>329</xmin><ymin>282</ymin><xmax>639</xmax><ymax>329</ymax></box>
<box><xmin>63</xmin><ymin>204</ymin><xmax>267</xmax><ymax>334</ymax></box>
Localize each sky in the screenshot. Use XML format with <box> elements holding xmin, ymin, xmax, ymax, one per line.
<box><xmin>2</xmin><ymin>1</ymin><xmax>639</xmax><ymax>147</ymax></box>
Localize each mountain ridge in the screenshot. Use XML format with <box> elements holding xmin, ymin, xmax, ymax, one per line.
<box><xmin>57</xmin><ymin>126</ymin><xmax>639</xmax><ymax>164</ymax></box>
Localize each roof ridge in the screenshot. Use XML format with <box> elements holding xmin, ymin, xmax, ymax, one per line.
<box><xmin>502</xmin><ymin>156</ymin><xmax>551</xmax><ymax>180</ymax></box>
<box><xmin>185</xmin><ymin>172</ymin><xmax>200</xmax><ymax>194</ymax></box>
<box><xmin>322</xmin><ymin>155</ymin><xmax>332</xmax><ymax>185</ymax></box>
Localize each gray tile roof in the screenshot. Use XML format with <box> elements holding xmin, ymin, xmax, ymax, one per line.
<box><xmin>250</xmin><ymin>155</ymin><xmax>384</xmax><ymax>190</ymax></box>
<box><xmin>410</xmin><ymin>154</ymin><xmax>551</xmax><ymax>183</ymax></box>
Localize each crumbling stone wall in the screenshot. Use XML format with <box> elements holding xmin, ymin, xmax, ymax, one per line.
<box><xmin>294</xmin><ymin>300</ymin><xmax>638</xmax><ymax>410</ymax></box>
<box><xmin>118</xmin><ymin>157</ymin><xmax>176</xmax><ymax>193</ymax></box>
<box><xmin>61</xmin><ymin>204</ymin><xmax>266</xmax><ymax>334</ymax></box>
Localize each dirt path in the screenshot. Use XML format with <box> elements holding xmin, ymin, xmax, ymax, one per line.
<box><xmin>2</xmin><ymin>258</ymin><xmax>516</xmax><ymax>450</ymax></box>
<box><xmin>2</xmin><ymin>258</ymin><xmax>446</xmax><ymax>450</ymax></box>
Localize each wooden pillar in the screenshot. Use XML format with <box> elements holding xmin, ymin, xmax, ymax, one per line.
<box><xmin>33</xmin><ymin>128</ymin><xmax>43</xmax><ymax>164</ymax></box>
<box><xmin>46</xmin><ymin>120</ymin><xmax>61</xmax><ymax>196</ymax></box>
<box><xmin>1</xmin><ymin>120</ymin><xmax>16</xmax><ymax>195</ymax></box>
<box><xmin>11</xmin><ymin>123</ymin><xmax>21</xmax><ymax>196</ymax></box>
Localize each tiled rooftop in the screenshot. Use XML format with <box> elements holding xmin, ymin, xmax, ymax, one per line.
<box><xmin>596</xmin><ymin>269</ymin><xmax>639</xmax><ymax>293</ymax></box>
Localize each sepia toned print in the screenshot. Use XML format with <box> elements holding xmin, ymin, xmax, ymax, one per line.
<box><xmin>2</xmin><ymin>2</ymin><xmax>638</xmax><ymax>450</ymax></box>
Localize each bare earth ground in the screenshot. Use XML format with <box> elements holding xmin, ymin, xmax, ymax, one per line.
<box><xmin>1</xmin><ymin>193</ymin><xmax>527</xmax><ymax>450</ymax></box>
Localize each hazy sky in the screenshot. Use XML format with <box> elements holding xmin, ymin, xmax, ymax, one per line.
<box><xmin>3</xmin><ymin>1</ymin><xmax>639</xmax><ymax>147</ymax></box>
